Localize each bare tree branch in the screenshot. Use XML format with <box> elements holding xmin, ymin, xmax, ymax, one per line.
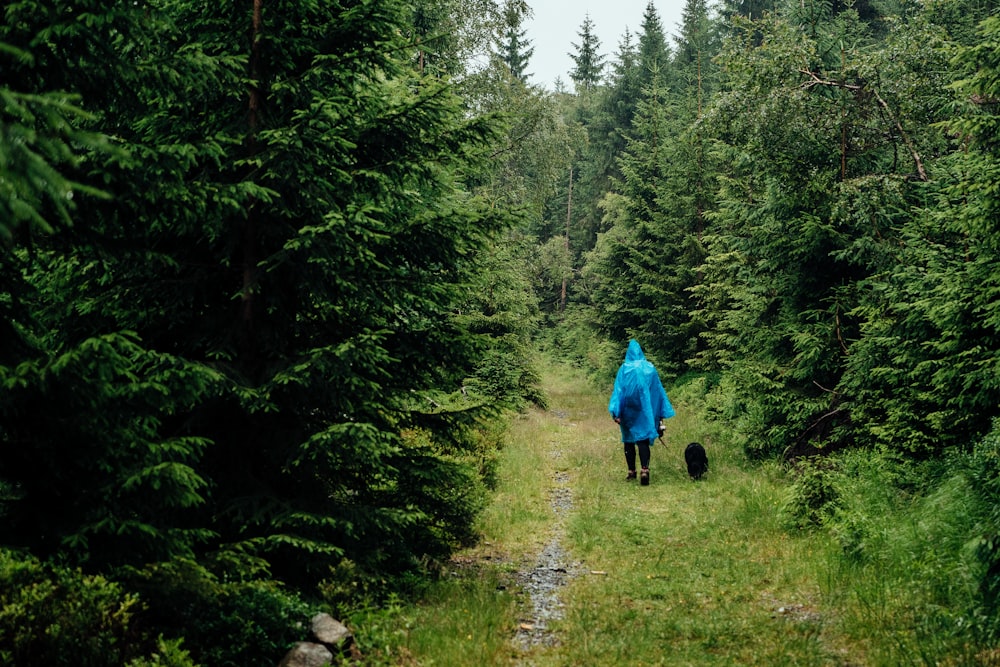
<box><xmin>798</xmin><ymin>69</ymin><xmax>928</xmax><ymax>181</ymax></box>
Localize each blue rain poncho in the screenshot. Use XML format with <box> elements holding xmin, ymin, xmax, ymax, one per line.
<box><xmin>608</xmin><ymin>340</ymin><xmax>675</xmax><ymax>443</ymax></box>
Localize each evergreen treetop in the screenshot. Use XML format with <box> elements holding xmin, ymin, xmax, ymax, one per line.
<box><xmin>569</xmin><ymin>15</ymin><xmax>606</xmax><ymax>93</ymax></box>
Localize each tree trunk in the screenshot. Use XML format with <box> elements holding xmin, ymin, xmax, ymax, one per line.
<box><xmin>241</xmin><ymin>0</ymin><xmax>264</xmax><ymax>376</ymax></box>
<box><xmin>561</xmin><ymin>166</ymin><xmax>572</xmax><ymax>312</ymax></box>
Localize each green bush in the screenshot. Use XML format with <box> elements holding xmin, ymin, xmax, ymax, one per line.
<box><xmin>126</xmin><ymin>559</ymin><xmax>313</xmax><ymax>667</ymax></box>
<box><xmin>961</xmin><ymin>424</ymin><xmax>1000</xmax><ymax>641</ymax></box>
<box><xmin>0</xmin><ymin>550</ymin><xmax>193</xmax><ymax>667</ymax></box>
<box><xmin>817</xmin><ymin>446</ymin><xmax>991</xmax><ymax>660</ymax></box>
<box><xmin>779</xmin><ymin>459</ymin><xmax>841</xmax><ymax>531</ymax></box>
<box><xmin>126</xmin><ymin>637</ymin><xmax>197</xmax><ymax>667</ymax></box>
<box><xmin>537</xmin><ymin>305</ymin><xmax>620</xmax><ymax>382</ymax></box>
<box><xmin>822</xmin><ymin>449</ymin><xmax>901</xmax><ymax>560</ymax></box>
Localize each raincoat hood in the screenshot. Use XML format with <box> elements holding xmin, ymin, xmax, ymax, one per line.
<box><xmin>624</xmin><ymin>339</ymin><xmax>646</xmax><ymax>363</ymax></box>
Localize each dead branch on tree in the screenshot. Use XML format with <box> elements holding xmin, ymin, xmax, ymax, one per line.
<box><xmin>798</xmin><ymin>69</ymin><xmax>928</xmax><ymax>181</ymax></box>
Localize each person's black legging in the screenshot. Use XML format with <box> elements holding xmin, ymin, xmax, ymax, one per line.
<box><xmin>624</xmin><ymin>439</ymin><xmax>651</xmax><ymax>471</ymax></box>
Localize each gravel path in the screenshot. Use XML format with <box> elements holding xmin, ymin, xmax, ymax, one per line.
<box><xmin>512</xmin><ymin>430</ymin><xmax>583</xmax><ymax>654</ymax></box>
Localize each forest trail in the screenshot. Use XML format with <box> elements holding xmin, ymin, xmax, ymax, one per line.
<box><xmin>480</xmin><ymin>359</ymin><xmax>864</xmax><ymax>666</ymax></box>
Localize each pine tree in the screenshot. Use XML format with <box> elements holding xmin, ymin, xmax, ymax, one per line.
<box><xmin>636</xmin><ymin>0</ymin><xmax>671</xmax><ymax>90</ymax></box>
<box><xmin>569</xmin><ymin>15</ymin><xmax>606</xmax><ymax>94</ymax></box>
<box><xmin>584</xmin><ymin>3</ymin><xmax>672</xmax><ymax>216</ymax></box>
<box><xmin>674</xmin><ymin>0</ymin><xmax>718</xmax><ymax>92</ymax></box>
<box><xmin>720</xmin><ymin>0</ymin><xmax>776</xmax><ymax>21</ymax></box>
<box><xmin>839</xmin><ymin>9</ymin><xmax>1000</xmax><ymax>455</ymax></box>
<box><xmin>0</xmin><ymin>1</ymin><xmax>220</xmax><ymax>566</ymax></box>
<box><xmin>497</xmin><ymin>0</ymin><xmax>534</xmax><ymax>83</ymax></box>
<box><xmin>691</xmin><ymin>5</ymin><xmax>950</xmax><ymax>457</ymax></box>
<box><xmin>411</xmin><ymin>0</ymin><xmax>465</xmax><ymax>77</ymax></box>
<box><xmin>586</xmin><ymin>31</ymin><xmax>641</xmax><ymax>194</ymax></box>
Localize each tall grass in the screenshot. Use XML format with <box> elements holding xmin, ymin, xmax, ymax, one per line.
<box><xmin>817</xmin><ymin>449</ymin><xmax>992</xmax><ymax>666</ymax></box>
<box><xmin>341</xmin><ymin>573</ymin><xmax>518</xmax><ymax>667</ymax></box>
<box><xmin>344</xmin><ymin>359</ymin><xmax>999</xmax><ymax>666</ymax></box>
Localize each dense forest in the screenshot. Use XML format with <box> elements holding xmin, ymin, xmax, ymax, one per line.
<box><xmin>2</xmin><ymin>0</ymin><xmax>1000</xmax><ymax>664</ymax></box>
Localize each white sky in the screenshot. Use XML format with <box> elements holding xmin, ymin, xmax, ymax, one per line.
<box><xmin>524</xmin><ymin>0</ymin><xmax>689</xmax><ymax>90</ymax></box>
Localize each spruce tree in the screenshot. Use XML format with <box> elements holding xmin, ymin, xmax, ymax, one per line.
<box><xmin>569</xmin><ymin>15</ymin><xmax>606</xmax><ymax>94</ymax></box>
<box><xmin>840</xmin><ymin>9</ymin><xmax>1000</xmax><ymax>455</ymax></box>
<box><xmin>585</xmin><ymin>31</ymin><xmax>641</xmax><ymax>202</ymax></box>
<box><xmin>1</xmin><ymin>0</ymin><xmax>509</xmax><ymax>589</ymax></box>
<box><xmin>0</xmin><ymin>1</ymin><xmax>225</xmax><ymax>567</ymax></box>
<box><xmin>636</xmin><ymin>0</ymin><xmax>672</xmax><ymax>91</ymax></box>
<box><xmin>497</xmin><ymin>0</ymin><xmax>535</xmax><ymax>83</ymax></box>
<box><xmin>692</xmin><ymin>5</ymin><xmax>950</xmax><ymax>457</ymax></box>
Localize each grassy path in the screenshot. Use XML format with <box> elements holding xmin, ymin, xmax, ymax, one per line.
<box><xmin>483</xmin><ymin>358</ymin><xmax>863</xmax><ymax>666</ymax></box>
<box><xmin>373</xmin><ymin>359</ymin><xmax>867</xmax><ymax>665</ymax></box>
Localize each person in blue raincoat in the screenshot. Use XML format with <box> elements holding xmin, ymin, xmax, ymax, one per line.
<box><xmin>608</xmin><ymin>340</ymin><xmax>675</xmax><ymax>485</ymax></box>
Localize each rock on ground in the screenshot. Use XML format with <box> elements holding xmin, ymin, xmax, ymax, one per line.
<box><xmin>277</xmin><ymin>642</ymin><xmax>333</xmax><ymax>667</ymax></box>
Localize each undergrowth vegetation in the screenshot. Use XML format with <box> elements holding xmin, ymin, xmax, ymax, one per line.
<box><xmin>0</xmin><ymin>551</ymin><xmax>196</xmax><ymax>667</ymax></box>
<box><xmin>790</xmin><ymin>429</ymin><xmax>1000</xmax><ymax>660</ymax></box>
<box><xmin>4</xmin><ymin>359</ymin><xmax>1000</xmax><ymax>665</ymax></box>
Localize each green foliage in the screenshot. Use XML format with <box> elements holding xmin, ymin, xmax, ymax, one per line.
<box><xmin>580</xmin><ymin>34</ymin><xmax>639</xmax><ymax>214</ymax></box>
<box><xmin>812</xmin><ymin>445</ymin><xmax>999</xmax><ymax>658</ymax></box>
<box><xmin>589</xmin><ymin>71</ymin><xmax>713</xmax><ymax>373</ymax></box>
<box><xmin>817</xmin><ymin>449</ymin><xmax>919</xmax><ymax>560</ymax></box>
<box><xmin>0</xmin><ymin>83</ymin><xmax>111</xmax><ymax>241</ymax></box>
<box><xmin>0</xmin><ymin>0</ymin><xmax>518</xmax><ymax>589</ymax></box>
<box><xmin>691</xmin><ymin>4</ymin><xmax>965</xmax><ymax>456</ymax></box>
<box><xmin>0</xmin><ymin>14</ymin><xmax>121</xmax><ymax>244</ymax></box>
<box><xmin>459</xmin><ymin>233</ymin><xmax>545</xmax><ymax>409</ymax></box>
<box><xmin>675</xmin><ymin>0</ymin><xmax>721</xmax><ymax>80</ymax></box>
<box><xmin>8</xmin><ymin>0</ymin><xmax>1000</xmax><ymax>661</ymax></box>
<box><xmin>960</xmin><ymin>425</ymin><xmax>1000</xmax><ymax>640</ymax></box>
<box><xmin>125</xmin><ymin>638</ymin><xmax>197</xmax><ymax>667</ymax></box>
<box><xmin>495</xmin><ymin>0</ymin><xmax>534</xmax><ymax>83</ymax></box>
<box><xmin>636</xmin><ymin>0</ymin><xmax>672</xmax><ymax>86</ymax></box>
<box><xmin>469</xmin><ymin>346</ymin><xmax>545</xmax><ymax>408</ymax></box>
<box><xmin>838</xmin><ymin>9</ymin><xmax>1000</xmax><ymax>455</ymax></box>
<box><xmin>1</xmin><ymin>16</ymin><xmax>533</xmax><ymax>667</ymax></box>
<box><xmin>0</xmin><ymin>550</ymin><xmax>193</xmax><ymax>667</ymax></box>
<box><xmin>0</xmin><ymin>331</ymin><xmax>217</xmax><ymax>565</ymax></box>
<box><xmin>537</xmin><ymin>303</ymin><xmax>622</xmax><ymax>383</ymax></box>
<box><xmin>125</xmin><ymin>559</ymin><xmax>313</xmax><ymax>667</ymax></box>
<box><xmin>780</xmin><ymin>459</ymin><xmax>841</xmax><ymax>530</ymax></box>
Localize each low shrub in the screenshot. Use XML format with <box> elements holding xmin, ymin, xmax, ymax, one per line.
<box><xmin>0</xmin><ymin>549</ymin><xmax>193</xmax><ymax>667</ymax></box>
<box><xmin>779</xmin><ymin>458</ymin><xmax>841</xmax><ymax>530</ymax></box>
<box><xmin>817</xmin><ymin>445</ymin><xmax>993</xmax><ymax>661</ymax></box>
<box><xmin>126</xmin><ymin>558</ymin><xmax>313</xmax><ymax>667</ymax></box>
<box><xmin>126</xmin><ymin>637</ymin><xmax>196</xmax><ymax>667</ymax></box>
<box><xmin>960</xmin><ymin>424</ymin><xmax>1000</xmax><ymax>642</ymax></box>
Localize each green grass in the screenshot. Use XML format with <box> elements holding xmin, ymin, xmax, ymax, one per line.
<box><xmin>347</xmin><ymin>358</ymin><xmax>994</xmax><ymax>666</ymax></box>
<box><xmin>342</xmin><ymin>571</ymin><xmax>518</xmax><ymax>667</ymax></box>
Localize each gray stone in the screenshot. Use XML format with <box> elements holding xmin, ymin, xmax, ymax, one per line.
<box><xmin>310</xmin><ymin>612</ymin><xmax>353</xmax><ymax>648</ymax></box>
<box><xmin>277</xmin><ymin>641</ymin><xmax>334</xmax><ymax>667</ymax></box>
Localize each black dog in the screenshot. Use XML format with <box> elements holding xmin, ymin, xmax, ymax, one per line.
<box><xmin>684</xmin><ymin>442</ymin><xmax>709</xmax><ymax>480</ymax></box>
